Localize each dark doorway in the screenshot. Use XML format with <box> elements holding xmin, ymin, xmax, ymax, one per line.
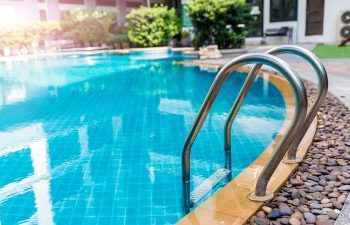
<box><xmin>306</xmin><ymin>0</ymin><xmax>325</xmax><ymax>35</ymax></box>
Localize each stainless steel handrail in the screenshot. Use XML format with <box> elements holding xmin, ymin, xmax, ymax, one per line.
<box><xmin>182</xmin><ymin>53</ymin><xmax>308</xmax><ymax>213</ymax></box>
<box><xmin>224</xmin><ymin>46</ymin><xmax>328</xmax><ymax>166</ymax></box>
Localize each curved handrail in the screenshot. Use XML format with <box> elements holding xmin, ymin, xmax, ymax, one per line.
<box><xmin>224</xmin><ymin>45</ymin><xmax>328</xmax><ymax>165</ymax></box>
<box><xmin>269</xmin><ymin>46</ymin><xmax>328</xmax><ymax>162</ymax></box>
<box><xmin>182</xmin><ymin>53</ymin><xmax>307</xmax><ymax>213</ymax></box>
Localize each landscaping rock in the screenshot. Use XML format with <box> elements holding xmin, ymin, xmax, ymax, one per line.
<box><xmin>254</xmin><ymin>217</ymin><xmax>270</xmax><ymax>225</ymax></box>
<box><xmin>304</xmin><ymin>212</ymin><xmax>316</xmax><ymax>223</ymax></box>
<box><xmin>321</xmin><ymin>198</ymin><xmax>330</xmax><ymax>204</ymax></box>
<box><xmin>310</xmin><ymin>203</ymin><xmax>323</xmax><ymax>209</ymax></box>
<box><xmin>316</xmin><ymin>215</ymin><xmax>330</xmax><ymax>224</ymax></box>
<box><xmin>261</xmin><ymin>206</ymin><xmax>272</xmax><ymax>214</ymax></box>
<box><xmin>338</xmin><ymin>185</ymin><xmax>350</xmax><ymax>191</ymax></box>
<box><xmin>291</xmin><ymin>212</ymin><xmax>303</xmax><ymax>221</ymax></box>
<box><xmin>257</xmin><ymin>211</ymin><xmax>265</xmax><ymax>218</ymax></box>
<box><xmin>279</xmin><ymin>203</ymin><xmax>293</xmax><ymax>216</ymax></box>
<box><xmin>268</xmin><ymin>209</ymin><xmax>281</xmax><ymax>220</ymax></box>
<box><xmin>289</xmin><ymin>217</ymin><xmax>301</xmax><ymax>225</ymax></box>
<box><xmin>247</xmin><ymin>83</ymin><xmax>350</xmax><ymax>225</ymax></box>
<box><xmin>327</xmin><ymin>211</ymin><xmax>338</xmax><ymax>220</ymax></box>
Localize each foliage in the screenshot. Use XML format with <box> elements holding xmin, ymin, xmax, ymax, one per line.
<box><xmin>0</xmin><ymin>21</ymin><xmax>61</xmax><ymax>49</ymax></box>
<box><xmin>182</xmin><ymin>30</ymin><xmax>190</xmax><ymax>39</ymax></box>
<box><xmin>126</xmin><ymin>5</ymin><xmax>181</xmax><ymax>47</ymax></box>
<box><xmin>60</xmin><ymin>8</ymin><xmax>118</xmax><ymax>43</ymax></box>
<box><xmin>187</xmin><ymin>0</ymin><xmax>252</xmax><ymax>49</ymax></box>
<box><xmin>108</xmin><ymin>34</ymin><xmax>129</xmax><ymax>43</ymax></box>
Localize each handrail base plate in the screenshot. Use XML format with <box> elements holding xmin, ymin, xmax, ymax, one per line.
<box><xmin>283</xmin><ymin>157</ymin><xmax>303</xmax><ymax>164</ymax></box>
<box><xmin>248</xmin><ymin>191</ymin><xmax>274</xmax><ymax>202</ymax></box>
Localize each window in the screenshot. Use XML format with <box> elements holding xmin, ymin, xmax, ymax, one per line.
<box><xmin>59</xmin><ymin>0</ymin><xmax>84</xmax><ymax>4</ymax></box>
<box><xmin>96</xmin><ymin>0</ymin><xmax>115</xmax><ymax>7</ymax></box>
<box><xmin>40</xmin><ymin>10</ymin><xmax>47</xmax><ymax>21</ymax></box>
<box><xmin>270</xmin><ymin>0</ymin><xmax>297</xmax><ymax>22</ymax></box>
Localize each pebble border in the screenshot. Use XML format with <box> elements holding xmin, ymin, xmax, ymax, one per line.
<box><xmin>247</xmin><ymin>81</ymin><xmax>350</xmax><ymax>225</ymax></box>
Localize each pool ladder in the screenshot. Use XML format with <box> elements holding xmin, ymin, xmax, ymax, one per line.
<box><xmin>182</xmin><ymin>45</ymin><xmax>328</xmax><ymax>213</ymax></box>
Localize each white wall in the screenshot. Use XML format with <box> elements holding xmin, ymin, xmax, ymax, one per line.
<box><xmin>248</xmin><ymin>0</ymin><xmax>350</xmax><ymax>44</ymax></box>
<box><xmin>298</xmin><ymin>0</ymin><xmax>350</xmax><ymax>44</ymax></box>
<box><xmin>0</xmin><ymin>0</ymin><xmax>39</xmax><ymax>23</ymax></box>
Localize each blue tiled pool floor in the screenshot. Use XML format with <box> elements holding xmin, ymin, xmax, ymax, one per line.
<box><xmin>0</xmin><ymin>51</ymin><xmax>285</xmax><ymax>225</ymax></box>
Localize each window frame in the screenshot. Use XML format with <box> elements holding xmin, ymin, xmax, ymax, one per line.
<box><xmin>269</xmin><ymin>0</ymin><xmax>298</xmax><ymax>23</ymax></box>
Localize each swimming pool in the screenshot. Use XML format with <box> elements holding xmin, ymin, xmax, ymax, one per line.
<box><xmin>0</xmin><ymin>51</ymin><xmax>285</xmax><ymax>225</ymax></box>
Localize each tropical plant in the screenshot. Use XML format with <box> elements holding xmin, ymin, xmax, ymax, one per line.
<box><xmin>60</xmin><ymin>8</ymin><xmax>117</xmax><ymax>44</ymax></box>
<box><xmin>126</xmin><ymin>5</ymin><xmax>181</xmax><ymax>47</ymax></box>
<box><xmin>187</xmin><ymin>0</ymin><xmax>252</xmax><ymax>49</ymax></box>
<box><xmin>0</xmin><ymin>21</ymin><xmax>61</xmax><ymax>50</ymax></box>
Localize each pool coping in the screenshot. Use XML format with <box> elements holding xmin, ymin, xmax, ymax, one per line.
<box><xmin>176</xmin><ymin>69</ymin><xmax>318</xmax><ymax>225</ymax></box>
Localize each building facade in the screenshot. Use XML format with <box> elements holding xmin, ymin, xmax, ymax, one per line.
<box><xmin>247</xmin><ymin>0</ymin><xmax>350</xmax><ymax>44</ymax></box>
<box><xmin>0</xmin><ymin>0</ymin><xmax>173</xmax><ymax>25</ymax></box>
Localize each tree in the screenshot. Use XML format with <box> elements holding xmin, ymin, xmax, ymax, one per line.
<box><xmin>60</xmin><ymin>9</ymin><xmax>117</xmax><ymax>44</ymax></box>
<box><xmin>126</xmin><ymin>5</ymin><xmax>180</xmax><ymax>47</ymax></box>
<box><xmin>0</xmin><ymin>22</ymin><xmax>61</xmax><ymax>50</ymax></box>
<box><xmin>187</xmin><ymin>0</ymin><xmax>252</xmax><ymax>49</ymax></box>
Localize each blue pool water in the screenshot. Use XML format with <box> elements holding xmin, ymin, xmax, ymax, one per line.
<box><xmin>0</xmin><ymin>51</ymin><xmax>285</xmax><ymax>225</ymax></box>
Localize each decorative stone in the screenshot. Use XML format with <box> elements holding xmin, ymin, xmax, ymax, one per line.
<box><xmin>311</xmin><ymin>209</ymin><xmax>327</xmax><ymax>215</ymax></box>
<box><xmin>279</xmin><ymin>203</ymin><xmax>293</xmax><ymax>216</ymax></box>
<box><xmin>261</xmin><ymin>206</ymin><xmax>272</xmax><ymax>214</ymax></box>
<box><xmin>310</xmin><ymin>203</ymin><xmax>323</xmax><ymax>209</ymax></box>
<box><xmin>337</xmin><ymin>159</ymin><xmax>347</xmax><ymax>166</ymax></box>
<box><xmin>316</xmin><ymin>220</ymin><xmax>335</xmax><ymax>225</ymax></box>
<box><xmin>275</xmin><ymin>196</ymin><xmax>288</xmax><ymax>202</ymax></box>
<box><xmin>304</xmin><ymin>212</ymin><xmax>316</xmax><ymax>224</ymax></box>
<box><xmin>308</xmin><ymin>175</ymin><xmax>320</xmax><ymax>182</ymax></box>
<box><xmin>316</xmin><ymin>214</ymin><xmax>330</xmax><ymax>222</ymax></box>
<box><xmin>198</xmin><ymin>45</ymin><xmax>222</xmax><ymax>59</ymax></box>
<box><xmin>315</xmin><ymin>186</ymin><xmax>325</xmax><ymax>192</ymax></box>
<box><xmin>338</xmin><ymin>185</ymin><xmax>350</xmax><ymax>191</ymax></box>
<box><xmin>291</xmin><ymin>190</ymin><xmax>301</xmax><ymax>199</ymax></box>
<box><xmin>280</xmin><ymin>217</ymin><xmax>289</xmax><ymax>225</ymax></box>
<box><xmin>257</xmin><ymin>210</ymin><xmax>265</xmax><ymax>218</ymax></box>
<box><xmin>289</xmin><ymin>217</ymin><xmax>301</xmax><ymax>225</ymax></box>
<box><xmin>321</xmin><ymin>198</ymin><xmax>330</xmax><ymax>204</ymax></box>
<box><xmin>327</xmin><ymin>210</ymin><xmax>338</xmax><ymax>220</ymax></box>
<box><xmin>337</xmin><ymin>194</ymin><xmax>347</xmax><ymax>203</ymax></box>
<box><xmin>268</xmin><ymin>209</ymin><xmax>281</xmax><ymax>220</ymax></box>
<box><xmin>291</xmin><ymin>212</ymin><xmax>303</xmax><ymax>220</ymax></box>
<box><xmin>328</xmin><ymin>192</ymin><xmax>339</xmax><ymax>198</ymax></box>
<box><xmin>254</xmin><ymin>217</ymin><xmax>270</xmax><ymax>225</ymax></box>
<box><xmin>246</xmin><ymin>85</ymin><xmax>350</xmax><ymax>225</ymax></box>
<box><xmin>332</xmin><ymin>200</ymin><xmax>343</xmax><ymax>209</ymax></box>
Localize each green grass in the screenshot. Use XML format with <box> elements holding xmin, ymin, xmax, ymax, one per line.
<box><xmin>313</xmin><ymin>44</ymin><xmax>350</xmax><ymax>58</ymax></box>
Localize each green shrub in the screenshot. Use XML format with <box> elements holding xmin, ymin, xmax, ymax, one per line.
<box><xmin>0</xmin><ymin>21</ymin><xmax>61</xmax><ymax>49</ymax></box>
<box><xmin>126</xmin><ymin>5</ymin><xmax>180</xmax><ymax>47</ymax></box>
<box><xmin>187</xmin><ymin>0</ymin><xmax>252</xmax><ymax>49</ymax></box>
<box><xmin>60</xmin><ymin>8</ymin><xmax>117</xmax><ymax>44</ymax></box>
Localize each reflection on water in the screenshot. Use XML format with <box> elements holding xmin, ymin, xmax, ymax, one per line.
<box><xmin>0</xmin><ymin>52</ymin><xmax>285</xmax><ymax>225</ymax></box>
<box><xmin>0</xmin><ymin>124</ymin><xmax>53</xmax><ymax>224</ymax></box>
